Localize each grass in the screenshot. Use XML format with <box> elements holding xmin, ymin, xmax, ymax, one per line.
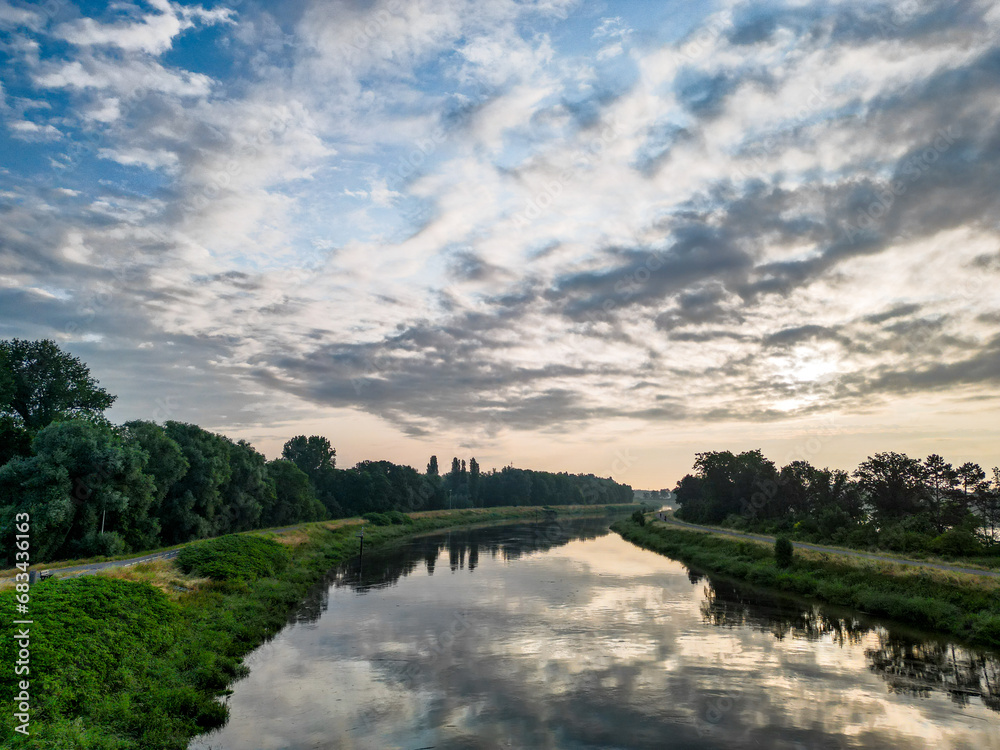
<box><xmin>664</xmin><ymin>512</ymin><xmax>1000</xmax><ymax>573</ymax></box>
<box><xmin>612</xmin><ymin>518</ymin><xmax>1000</xmax><ymax>650</ymax></box>
<box><xmin>0</xmin><ymin>503</ymin><xmax>634</xmax><ymax>749</ymax></box>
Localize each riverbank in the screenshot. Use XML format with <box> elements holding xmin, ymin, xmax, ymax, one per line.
<box><xmin>612</xmin><ymin>518</ymin><xmax>1000</xmax><ymax>649</ymax></box>
<box><xmin>0</xmin><ymin>504</ymin><xmax>635</xmax><ymax>749</ymax></box>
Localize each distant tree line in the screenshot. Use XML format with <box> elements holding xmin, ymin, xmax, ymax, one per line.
<box><xmin>674</xmin><ymin>450</ymin><xmax>1000</xmax><ymax>558</ymax></box>
<box><xmin>280</xmin><ymin>437</ymin><xmax>632</xmax><ymax>517</ymax></box>
<box><xmin>0</xmin><ymin>340</ymin><xmax>631</xmax><ymax>564</ymax></box>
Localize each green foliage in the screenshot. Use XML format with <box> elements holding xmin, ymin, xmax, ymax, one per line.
<box><xmin>362</xmin><ymin>511</ymin><xmax>393</xmax><ymax>526</ymax></box>
<box><xmin>0</xmin><ymin>576</ymin><xmax>202</xmax><ymax>749</ymax></box>
<box><xmin>0</xmin><ymin>338</ymin><xmax>116</xmax><ymax>433</ymax></box>
<box><xmin>176</xmin><ymin>535</ymin><xmax>290</xmax><ymax>581</ymax></box>
<box><xmin>0</xmin><ymin>414</ymin><xmax>30</xmax><ymax>466</ymax></box>
<box><xmin>774</xmin><ymin>536</ymin><xmax>793</xmax><ymax>568</ymax></box>
<box><xmin>385</xmin><ymin>510</ymin><xmax>413</xmax><ymax>525</ymax></box>
<box><xmin>613</xmin><ymin>519</ymin><xmax>1000</xmax><ymax>649</ymax></box>
<box><xmin>631</xmin><ymin>509</ymin><xmax>646</xmax><ymax>526</ymax></box>
<box><xmin>675</xmin><ymin>449</ymin><xmax>1000</xmax><ymax>562</ymax></box>
<box><xmin>0</xmin><ymin>506</ymin><xmax>625</xmax><ymax>748</ymax></box>
<box><xmin>0</xmin><ymin>420</ymin><xmax>157</xmax><ymax>563</ymax></box>
<box><xmin>263</xmin><ymin>459</ymin><xmax>327</xmax><ymax>527</ymax></box>
<box><xmin>159</xmin><ymin>422</ymin><xmax>234</xmax><ymax>544</ymax></box>
<box><xmin>281</xmin><ymin>435</ymin><xmax>335</xmax><ymax>478</ymax></box>
<box><xmin>929</xmin><ymin>528</ymin><xmax>983</xmax><ymax>558</ymax></box>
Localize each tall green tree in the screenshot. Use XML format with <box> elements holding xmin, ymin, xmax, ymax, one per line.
<box><xmin>427</xmin><ymin>455</ymin><xmax>439</xmax><ymax>477</ymax></box>
<box><xmin>469</xmin><ymin>457</ymin><xmax>481</xmax><ymax>506</ymax></box>
<box><xmin>923</xmin><ymin>454</ymin><xmax>961</xmax><ymax>531</ymax></box>
<box><xmin>957</xmin><ymin>462</ymin><xmax>986</xmax><ymax>497</ymax></box>
<box><xmin>263</xmin><ymin>459</ymin><xmax>327</xmax><ymax>526</ymax></box>
<box><xmin>0</xmin><ymin>339</ymin><xmax>116</xmax><ymax>433</ymax></box>
<box><xmin>854</xmin><ymin>452</ymin><xmax>927</xmax><ymax>522</ymax></box>
<box><xmin>219</xmin><ymin>440</ymin><xmax>272</xmax><ymax>533</ymax></box>
<box><xmin>123</xmin><ymin>421</ymin><xmax>189</xmax><ymax>507</ymax></box>
<box><xmin>0</xmin><ymin>420</ymin><xmax>156</xmax><ymax>562</ymax></box>
<box><xmin>158</xmin><ymin>422</ymin><xmax>233</xmax><ymax>544</ymax></box>
<box><xmin>281</xmin><ymin>435</ymin><xmax>336</xmax><ymax>481</ymax></box>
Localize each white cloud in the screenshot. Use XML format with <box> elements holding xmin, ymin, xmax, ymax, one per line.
<box><xmin>8</xmin><ymin>118</ymin><xmax>62</xmax><ymax>139</ymax></box>
<box><xmin>54</xmin><ymin>0</ymin><xmax>233</xmax><ymax>55</ymax></box>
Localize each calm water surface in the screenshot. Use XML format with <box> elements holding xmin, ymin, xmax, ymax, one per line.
<box><xmin>191</xmin><ymin>517</ymin><xmax>1000</xmax><ymax>749</ymax></box>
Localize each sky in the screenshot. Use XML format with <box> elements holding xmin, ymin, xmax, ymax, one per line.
<box><xmin>1</xmin><ymin>0</ymin><xmax>999</xmax><ymax>490</ymax></box>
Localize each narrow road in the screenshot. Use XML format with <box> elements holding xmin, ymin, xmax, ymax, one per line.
<box><xmin>657</xmin><ymin>514</ymin><xmax>1000</xmax><ymax>579</ymax></box>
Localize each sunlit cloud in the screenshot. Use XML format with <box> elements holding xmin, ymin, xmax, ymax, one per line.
<box><xmin>1</xmin><ymin>0</ymin><xmax>999</xmax><ymax>484</ymax></box>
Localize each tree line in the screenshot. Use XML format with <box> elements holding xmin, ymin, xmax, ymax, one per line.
<box><xmin>282</xmin><ymin>437</ymin><xmax>632</xmax><ymax>519</ymax></box>
<box><xmin>0</xmin><ymin>340</ymin><xmax>631</xmax><ymax>564</ymax></box>
<box><xmin>674</xmin><ymin>449</ymin><xmax>1000</xmax><ymax>557</ymax></box>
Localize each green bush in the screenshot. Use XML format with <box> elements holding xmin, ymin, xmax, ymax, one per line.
<box><xmin>631</xmin><ymin>509</ymin><xmax>646</xmax><ymax>527</ymax></box>
<box><xmin>176</xmin><ymin>534</ymin><xmax>290</xmax><ymax>581</ymax></box>
<box><xmin>385</xmin><ymin>510</ymin><xmax>414</xmax><ymax>525</ymax></box>
<box><xmin>362</xmin><ymin>512</ymin><xmax>393</xmax><ymax>526</ymax></box>
<box><xmin>929</xmin><ymin>529</ymin><xmax>983</xmax><ymax>558</ymax></box>
<box><xmin>774</xmin><ymin>536</ymin><xmax>794</xmax><ymax>568</ymax></box>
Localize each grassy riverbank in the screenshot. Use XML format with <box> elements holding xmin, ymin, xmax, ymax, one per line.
<box><xmin>1</xmin><ymin>504</ymin><xmax>633</xmax><ymax>749</ymax></box>
<box><xmin>612</xmin><ymin>518</ymin><xmax>1000</xmax><ymax>649</ymax></box>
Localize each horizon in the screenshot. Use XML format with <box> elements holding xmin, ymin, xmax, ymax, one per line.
<box><xmin>2</xmin><ymin>0</ymin><xmax>999</xmax><ymax>489</ymax></box>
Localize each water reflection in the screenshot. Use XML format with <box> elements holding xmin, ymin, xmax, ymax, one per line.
<box><xmin>697</xmin><ymin>575</ymin><xmax>1000</xmax><ymax>714</ymax></box>
<box><xmin>192</xmin><ymin>517</ymin><xmax>1000</xmax><ymax>750</ymax></box>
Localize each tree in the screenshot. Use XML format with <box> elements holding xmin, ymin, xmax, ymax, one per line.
<box><xmin>219</xmin><ymin>440</ymin><xmax>272</xmax><ymax>533</ymax></box>
<box><xmin>263</xmin><ymin>459</ymin><xmax>327</xmax><ymax>526</ymax></box>
<box><xmin>0</xmin><ymin>339</ymin><xmax>116</xmax><ymax>433</ymax></box>
<box><xmin>281</xmin><ymin>435</ymin><xmax>335</xmax><ymax>481</ymax></box>
<box><xmin>451</xmin><ymin>457</ymin><xmax>461</xmax><ymax>476</ymax></box>
<box><xmin>923</xmin><ymin>454</ymin><xmax>959</xmax><ymax>531</ymax></box>
<box><xmin>158</xmin><ymin>422</ymin><xmax>233</xmax><ymax>544</ymax></box>
<box><xmin>0</xmin><ymin>415</ymin><xmax>31</xmax><ymax>466</ymax></box>
<box><xmin>427</xmin><ymin>455</ymin><xmax>439</xmax><ymax>477</ymax></box>
<box><xmin>972</xmin><ymin>467</ymin><xmax>1000</xmax><ymax>547</ymax></box>
<box><xmin>854</xmin><ymin>452</ymin><xmax>927</xmax><ymax>522</ymax></box>
<box><xmin>958</xmin><ymin>462</ymin><xmax>986</xmax><ymax>497</ymax></box>
<box><xmin>469</xmin><ymin>457</ymin><xmax>481</xmax><ymax>506</ymax></box>
<box><xmin>0</xmin><ymin>420</ymin><xmax>156</xmax><ymax>562</ymax></box>
<box><xmin>123</xmin><ymin>421</ymin><xmax>188</xmax><ymax>508</ymax></box>
<box><xmin>677</xmin><ymin>450</ymin><xmax>778</xmax><ymax>523</ymax></box>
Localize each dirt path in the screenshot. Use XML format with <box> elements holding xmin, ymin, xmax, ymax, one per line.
<box><xmin>657</xmin><ymin>514</ymin><xmax>1000</xmax><ymax>579</ymax></box>
<box><xmin>2</xmin><ymin>523</ymin><xmax>325</xmax><ymax>582</ymax></box>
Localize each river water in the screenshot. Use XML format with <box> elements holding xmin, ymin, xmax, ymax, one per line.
<box><xmin>190</xmin><ymin>517</ymin><xmax>1000</xmax><ymax>750</ymax></box>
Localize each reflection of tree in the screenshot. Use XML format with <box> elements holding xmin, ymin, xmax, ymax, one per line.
<box><xmin>289</xmin><ymin>518</ymin><xmax>613</xmax><ymax>623</ymax></box>
<box><xmin>699</xmin><ymin>578</ymin><xmax>867</xmax><ymax>646</ymax></box>
<box><xmin>697</xmin><ymin>571</ymin><xmax>1000</xmax><ymax>713</ymax></box>
<box><xmin>866</xmin><ymin>639</ymin><xmax>1000</xmax><ymax>711</ymax></box>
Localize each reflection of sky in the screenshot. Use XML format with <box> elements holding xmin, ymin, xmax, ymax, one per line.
<box><xmin>191</xmin><ymin>523</ymin><xmax>1000</xmax><ymax>750</ymax></box>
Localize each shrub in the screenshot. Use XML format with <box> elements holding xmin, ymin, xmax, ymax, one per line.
<box><xmin>385</xmin><ymin>510</ymin><xmax>414</xmax><ymax>525</ymax></box>
<box><xmin>362</xmin><ymin>512</ymin><xmax>392</xmax><ymax>526</ymax></box>
<box><xmin>929</xmin><ymin>529</ymin><xmax>983</xmax><ymax>558</ymax></box>
<box><xmin>176</xmin><ymin>534</ymin><xmax>290</xmax><ymax>581</ymax></box>
<box><xmin>631</xmin><ymin>509</ymin><xmax>646</xmax><ymax>527</ymax></box>
<box><xmin>774</xmin><ymin>536</ymin><xmax>794</xmax><ymax>568</ymax></box>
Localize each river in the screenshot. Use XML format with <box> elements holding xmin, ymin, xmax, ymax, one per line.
<box><xmin>190</xmin><ymin>516</ymin><xmax>1000</xmax><ymax>749</ymax></box>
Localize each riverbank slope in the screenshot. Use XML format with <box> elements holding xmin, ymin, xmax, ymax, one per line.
<box><xmin>1</xmin><ymin>504</ymin><xmax>634</xmax><ymax>749</ymax></box>
<box><xmin>612</xmin><ymin>517</ymin><xmax>1000</xmax><ymax>649</ymax></box>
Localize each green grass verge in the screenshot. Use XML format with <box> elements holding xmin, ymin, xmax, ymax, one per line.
<box><xmin>612</xmin><ymin>519</ymin><xmax>1000</xmax><ymax>650</ymax></box>
<box><xmin>1</xmin><ymin>504</ymin><xmax>634</xmax><ymax>749</ymax></box>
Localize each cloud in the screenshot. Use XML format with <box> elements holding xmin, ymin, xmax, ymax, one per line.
<box><xmin>1</xmin><ymin>0</ymin><xmax>1000</xmax><ymax>471</ymax></box>
<box><xmin>53</xmin><ymin>0</ymin><xmax>233</xmax><ymax>55</ymax></box>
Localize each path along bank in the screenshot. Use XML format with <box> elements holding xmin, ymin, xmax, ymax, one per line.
<box><xmin>1</xmin><ymin>504</ymin><xmax>635</xmax><ymax>750</ymax></box>
<box><xmin>612</xmin><ymin>517</ymin><xmax>1000</xmax><ymax>650</ymax></box>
